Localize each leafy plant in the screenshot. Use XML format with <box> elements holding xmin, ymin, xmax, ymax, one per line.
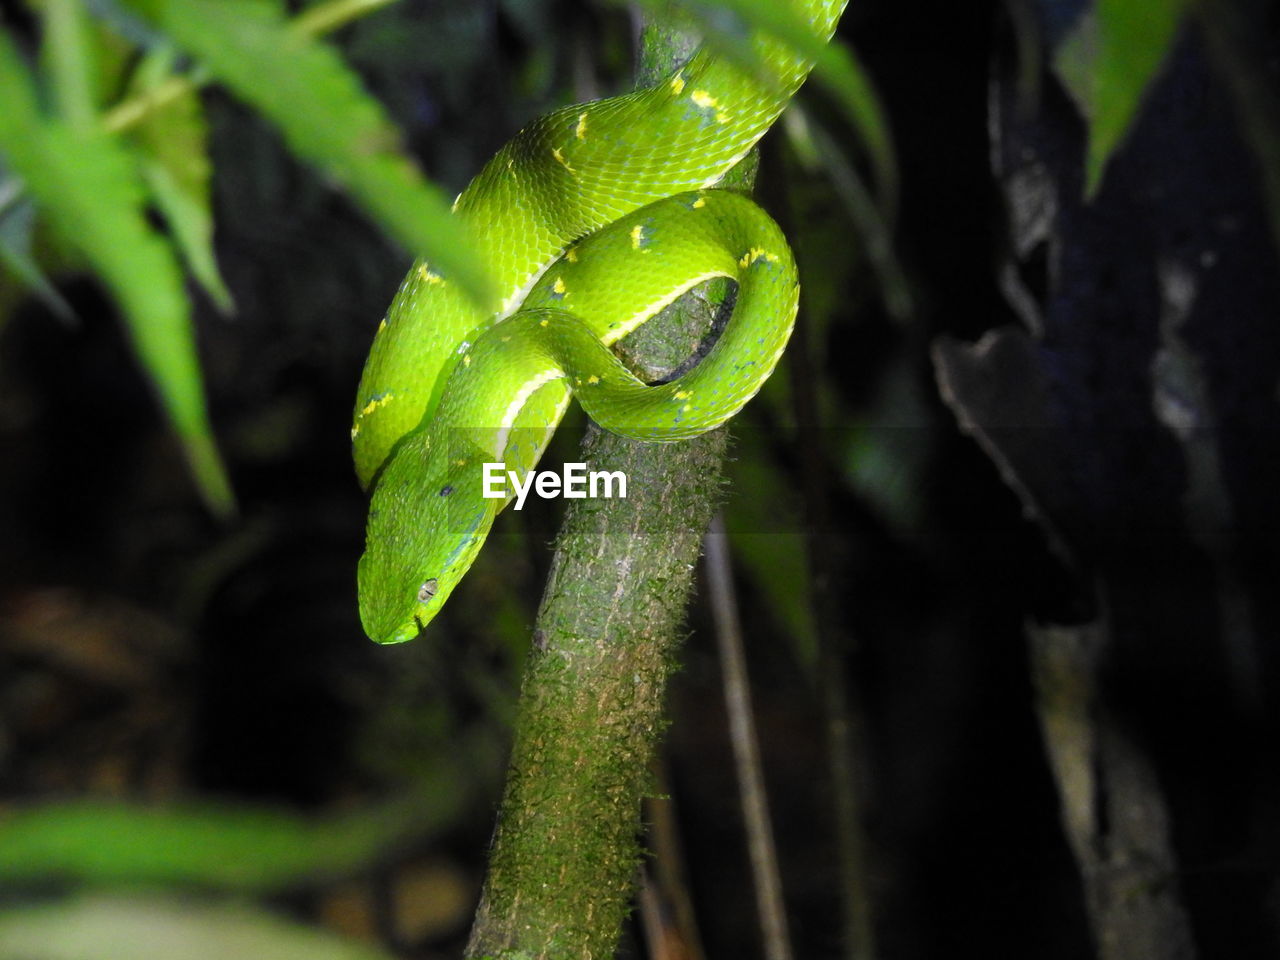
<box><xmin>0</xmin><ymin>0</ymin><xmax>486</xmax><ymax>516</ymax></box>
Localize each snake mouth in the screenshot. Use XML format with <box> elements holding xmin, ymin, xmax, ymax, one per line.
<box><xmin>386</xmin><ymin>618</ymin><xmax>426</xmax><ymax>645</ymax></box>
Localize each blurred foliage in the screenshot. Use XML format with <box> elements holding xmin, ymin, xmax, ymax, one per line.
<box><xmin>0</xmin><ymin>0</ymin><xmax>499</xmax><ymax>517</ymax></box>
<box><xmin>1052</xmin><ymin>0</ymin><xmax>1193</xmax><ymax>196</ymax></box>
<box><xmin>0</xmin><ymin>18</ymin><xmax>233</xmax><ymax>515</ymax></box>
<box><xmin>0</xmin><ymin>894</ymin><xmax>401</xmax><ymax>960</ymax></box>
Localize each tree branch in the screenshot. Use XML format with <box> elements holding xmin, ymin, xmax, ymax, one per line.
<box><xmin>463</xmin><ymin>14</ymin><xmax>760</xmax><ymax>959</ymax></box>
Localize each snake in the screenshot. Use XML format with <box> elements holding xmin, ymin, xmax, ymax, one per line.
<box><xmin>353</xmin><ymin>0</ymin><xmax>847</xmax><ymax>644</ymax></box>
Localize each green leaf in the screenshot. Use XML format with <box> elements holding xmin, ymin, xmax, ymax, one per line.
<box><xmin>290</xmin><ymin>0</ymin><xmax>400</xmax><ymax>37</ymax></box>
<box><xmin>783</xmin><ymin>105</ymin><xmax>912</xmax><ymax>322</ymax></box>
<box><xmin>0</xmin><ymin>32</ymin><xmax>235</xmax><ymax>517</ymax></box>
<box><xmin>41</xmin><ymin>0</ymin><xmax>98</xmax><ymax>130</ymax></box>
<box><xmin>0</xmin><ymin>182</ymin><xmax>76</xmax><ymax>323</ymax></box>
<box><xmin>0</xmin><ymin>799</ymin><xmax>413</xmax><ymax>890</ymax></box>
<box><xmin>724</xmin><ymin>433</ymin><xmax>819</xmax><ymax>670</ymax></box>
<box><xmin>129</xmin><ymin>48</ymin><xmax>234</xmax><ymax>312</ymax></box>
<box><xmin>120</xmin><ymin>0</ymin><xmax>493</xmax><ymax>307</ymax></box>
<box><xmin>141</xmin><ymin>159</ymin><xmax>234</xmax><ymax>312</ymax></box>
<box><xmin>0</xmin><ymin>733</ymin><xmax>490</xmax><ymax>890</ymax></box>
<box><xmin>0</xmin><ymin>895</ymin><xmax>399</xmax><ymax>960</ymax></box>
<box><xmin>1054</xmin><ymin>0</ymin><xmax>1193</xmax><ymax>197</ymax></box>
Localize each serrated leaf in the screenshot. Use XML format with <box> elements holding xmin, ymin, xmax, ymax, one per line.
<box><xmin>1054</xmin><ymin>0</ymin><xmax>1192</xmax><ymax>197</ymax></box>
<box><xmin>140</xmin><ymin>159</ymin><xmax>233</xmax><ymax>311</ymax></box>
<box><xmin>129</xmin><ymin>47</ymin><xmax>233</xmax><ymax>312</ymax></box>
<box><xmin>0</xmin><ymin>32</ymin><xmax>234</xmax><ymax>517</ymax></box>
<box><xmin>121</xmin><ymin>0</ymin><xmax>493</xmax><ymax>307</ymax></box>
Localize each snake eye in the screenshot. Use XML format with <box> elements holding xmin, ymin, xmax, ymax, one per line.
<box><xmin>417</xmin><ymin>579</ymin><xmax>439</xmax><ymax>602</ymax></box>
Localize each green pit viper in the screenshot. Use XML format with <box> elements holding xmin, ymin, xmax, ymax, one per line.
<box><xmin>353</xmin><ymin>0</ymin><xmax>847</xmax><ymax>644</ymax></box>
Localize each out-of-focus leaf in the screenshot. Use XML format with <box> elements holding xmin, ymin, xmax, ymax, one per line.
<box><xmin>84</xmin><ymin>0</ymin><xmax>173</xmax><ymax>51</ymax></box>
<box><xmin>499</xmin><ymin>0</ymin><xmax>550</xmax><ymax>40</ymax></box>
<box><xmin>724</xmin><ymin>433</ymin><xmax>819</xmax><ymax>670</ymax></box>
<box><xmin>0</xmin><ymin>895</ymin><xmax>398</xmax><ymax>960</ymax></box>
<box><xmin>1054</xmin><ymin>0</ymin><xmax>1192</xmax><ymax>197</ymax></box>
<box><xmin>0</xmin><ymin>731</ymin><xmax>492</xmax><ymax>890</ymax></box>
<box><xmin>0</xmin><ymin>180</ymin><xmax>76</xmax><ymax>323</ymax></box>
<box><xmin>783</xmin><ymin>105</ymin><xmax>911</xmax><ymax>322</ymax></box>
<box><xmin>41</xmin><ymin>0</ymin><xmax>98</xmax><ymax>130</ymax></box>
<box><xmin>290</xmin><ymin>0</ymin><xmax>399</xmax><ymax>37</ymax></box>
<box><xmin>0</xmin><ymin>32</ymin><xmax>234</xmax><ymax>517</ymax></box>
<box><xmin>120</xmin><ymin>0</ymin><xmax>493</xmax><ymax>307</ymax></box>
<box><xmin>141</xmin><ymin>161</ymin><xmax>232</xmax><ymax>311</ymax></box>
<box><xmin>129</xmin><ymin>47</ymin><xmax>234</xmax><ymax>312</ymax></box>
<box><xmin>0</xmin><ymin>798</ymin><xmax>415</xmax><ymax>890</ymax></box>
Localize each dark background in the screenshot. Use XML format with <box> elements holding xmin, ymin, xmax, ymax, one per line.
<box><xmin>1</xmin><ymin>0</ymin><xmax>1277</xmax><ymax>957</ymax></box>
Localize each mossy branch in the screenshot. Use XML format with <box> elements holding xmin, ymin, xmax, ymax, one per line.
<box><xmin>462</xmin><ymin>18</ymin><xmax>759</xmax><ymax>960</ymax></box>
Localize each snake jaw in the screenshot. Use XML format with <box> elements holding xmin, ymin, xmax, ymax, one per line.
<box><xmin>387</xmin><ymin>617</ymin><xmax>427</xmax><ymax>646</ymax></box>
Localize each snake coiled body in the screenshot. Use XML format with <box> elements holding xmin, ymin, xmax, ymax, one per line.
<box><xmin>354</xmin><ymin>0</ymin><xmax>847</xmax><ymax>644</ymax></box>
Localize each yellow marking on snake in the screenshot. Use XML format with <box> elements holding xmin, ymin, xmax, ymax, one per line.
<box><xmin>565</xmin><ymin>247</ymin><xmax>578</xmax><ymax>263</ymax></box>
<box><xmin>601</xmin><ymin>270</ymin><xmax>723</xmax><ymax>346</ymax></box>
<box><xmin>553</xmin><ymin>276</ymin><xmax>567</xmax><ymax>295</ymax></box>
<box><xmin>690</xmin><ymin>89</ymin><xmax>730</xmax><ymax>123</ymax></box>
<box><xmin>630</xmin><ymin>223</ymin><xmax>647</xmax><ymax>250</ymax></box>
<box><xmin>497</xmin><ymin>369</ymin><xmax>563</xmax><ymax>451</ymax></box>
<box><xmin>674</xmin><ymin>389</ymin><xmax>692</xmax><ymax>400</ymax></box>
<box><xmin>575</xmin><ymin>112</ymin><xmax>589</xmax><ymax>140</ymax></box>
<box><xmin>361</xmin><ymin>394</ymin><xmax>394</xmax><ymax>417</ymax></box>
<box><xmin>670</xmin><ymin>73</ymin><xmax>686</xmax><ymax>95</ymax></box>
<box><xmin>418</xmin><ymin>264</ymin><xmax>444</xmax><ymax>285</ymax></box>
<box><xmin>692</xmin><ymin>197</ymin><xmax>706</xmax><ymax>209</ymax></box>
<box><xmin>738</xmin><ymin>247</ymin><xmax>780</xmax><ymax>268</ymax></box>
<box><xmin>551</xmin><ymin>147</ymin><xmax>577</xmax><ymax>176</ymax></box>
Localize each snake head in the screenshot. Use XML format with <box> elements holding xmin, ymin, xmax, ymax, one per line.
<box><xmin>357</xmin><ymin>430</ymin><xmax>497</xmax><ymax>644</ymax></box>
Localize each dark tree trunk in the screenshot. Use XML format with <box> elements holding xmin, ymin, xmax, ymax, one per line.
<box><xmin>933</xmin><ymin>3</ymin><xmax>1280</xmax><ymax>956</ymax></box>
